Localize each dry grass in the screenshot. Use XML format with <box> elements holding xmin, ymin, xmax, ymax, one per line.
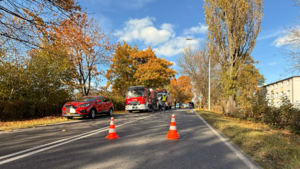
<box><xmin>197</xmin><ymin>110</ymin><xmax>300</xmax><ymax>169</ymax></box>
<box><xmin>0</xmin><ymin>116</ymin><xmax>69</xmax><ymax>131</ymax></box>
<box><xmin>113</xmin><ymin>110</ymin><xmax>127</xmax><ymax>114</ymax></box>
<box><xmin>0</xmin><ymin>111</ymin><xmax>132</xmax><ymax>131</ymax></box>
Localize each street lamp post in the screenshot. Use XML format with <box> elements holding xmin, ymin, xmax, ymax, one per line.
<box><xmin>186</xmin><ymin>38</ymin><xmax>211</xmax><ymax>110</ymax></box>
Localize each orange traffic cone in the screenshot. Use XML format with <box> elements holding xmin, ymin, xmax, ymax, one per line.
<box><xmin>166</xmin><ymin>114</ymin><xmax>180</xmax><ymax>139</ymax></box>
<box><xmin>106</xmin><ymin>116</ymin><xmax>119</xmax><ymax>139</ymax></box>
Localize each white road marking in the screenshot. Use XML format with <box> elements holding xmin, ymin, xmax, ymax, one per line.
<box><xmin>0</xmin><ymin>114</ymin><xmax>154</xmax><ymax>165</ymax></box>
<box><xmin>194</xmin><ymin>110</ymin><xmax>259</xmax><ymax>169</ymax></box>
<box><xmin>0</xmin><ymin>127</ymin><xmax>106</xmax><ymax>160</ymax></box>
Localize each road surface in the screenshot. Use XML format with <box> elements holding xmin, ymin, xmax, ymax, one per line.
<box><xmin>0</xmin><ymin>109</ymin><xmax>262</xmax><ymax>169</ymax></box>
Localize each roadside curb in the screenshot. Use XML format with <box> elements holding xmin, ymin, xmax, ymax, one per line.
<box><xmin>194</xmin><ymin>109</ymin><xmax>263</xmax><ymax>169</ymax></box>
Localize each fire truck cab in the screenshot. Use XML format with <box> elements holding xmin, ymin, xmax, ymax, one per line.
<box><xmin>125</xmin><ymin>86</ymin><xmax>157</xmax><ymax>113</ymax></box>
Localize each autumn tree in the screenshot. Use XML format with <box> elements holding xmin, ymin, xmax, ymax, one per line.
<box><xmin>0</xmin><ymin>0</ymin><xmax>81</xmax><ymax>47</ymax></box>
<box><xmin>52</xmin><ymin>12</ymin><xmax>115</xmax><ymax>96</ymax></box>
<box><xmin>204</xmin><ymin>0</ymin><xmax>264</xmax><ymax>113</ymax></box>
<box><xmin>170</xmin><ymin>75</ymin><xmax>194</xmax><ymax>103</ymax></box>
<box><xmin>106</xmin><ymin>41</ymin><xmax>176</xmax><ymax>94</ymax></box>
<box><xmin>280</xmin><ymin>0</ymin><xmax>300</xmax><ymax>74</ymax></box>
<box><xmin>235</xmin><ymin>56</ymin><xmax>265</xmax><ymax>116</ymax></box>
<box><xmin>178</xmin><ymin>45</ymin><xmax>222</xmax><ymax>106</ymax></box>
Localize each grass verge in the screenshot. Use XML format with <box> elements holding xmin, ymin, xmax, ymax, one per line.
<box><xmin>0</xmin><ymin>116</ymin><xmax>70</xmax><ymax>132</ymax></box>
<box><xmin>0</xmin><ymin>111</ymin><xmax>132</xmax><ymax>131</ymax></box>
<box><xmin>197</xmin><ymin>110</ymin><xmax>300</xmax><ymax>169</ymax></box>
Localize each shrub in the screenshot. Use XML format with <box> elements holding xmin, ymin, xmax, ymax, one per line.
<box><xmin>229</xmin><ymin>92</ymin><xmax>300</xmax><ymax>133</ymax></box>
<box><xmin>109</xmin><ymin>96</ymin><xmax>125</xmax><ymax>111</ymax></box>
<box><xmin>0</xmin><ymin>100</ymin><xmax>65</xmax><ymax>121</ymax></box>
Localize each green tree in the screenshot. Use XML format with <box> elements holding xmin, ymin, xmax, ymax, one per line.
<box><xmin>27</xmin><ymin>40</ymin><xmax>76</xmax><ymax>102</ymax></box>
<box><xmin>235</xmin><ymin>56</ymin><xmax>265</xmax><ymax>117</ymax></box>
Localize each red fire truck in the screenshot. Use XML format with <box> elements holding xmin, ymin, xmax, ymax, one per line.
<box><xmin>156</xmin><ymin>89</ymin><xmax>172</xmax><ymax>111</ymax></box>
<box><xmin>125</xmin><ymin>86</ymin><xmax>158</xmax><ymax>113</ymax></box>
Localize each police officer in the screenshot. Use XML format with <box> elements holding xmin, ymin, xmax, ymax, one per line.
<box><xmin>160</xmin><ymin>93</ymin><xmax>167</xmax><ymax>113</ymax></box>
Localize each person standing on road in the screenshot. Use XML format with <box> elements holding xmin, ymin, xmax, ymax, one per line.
<box><xmin>160</xmin><ymin>93</ymin><xmax>167</xmax><ymax>113</ymax></box>
<box><xmin>174</xmin><ymin>100</ymin><xmax>176</xmax><ymax>109</ymax></box>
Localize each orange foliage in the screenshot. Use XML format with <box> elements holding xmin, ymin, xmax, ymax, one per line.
<box><xmin>106</xmin><ymin>41</ymin><xmax>176</xmax><ymax>93</ymax></box>
<box><xmin>170</xmin><ymin>75</ymin><xmax>194</xmax><ymax>103</ymax></box>
<box><xmin>51</xmin><ymin>12</ymin><xmax>115</xmax><ymax>96</ymax></box>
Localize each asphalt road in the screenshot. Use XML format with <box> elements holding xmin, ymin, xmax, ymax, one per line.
<box><xmin>0</xmin><ymin>109</ymin><xmax>262</xmax><ymax>169</ymax></box>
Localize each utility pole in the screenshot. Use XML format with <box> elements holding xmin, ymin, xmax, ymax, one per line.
<box><xmin>208</xmin><ymin>56</ymin><xmax>211</xmax><ymax>110</ymax></box>
<box><xmin>186</xmin><ymin>38</ymin><xmax>213</xmax><ymax>111</ymax></box>
<box><xmin>198</xmin><ymin>96</ymin><xmax>200</xmax><ymax>110</ymax></box>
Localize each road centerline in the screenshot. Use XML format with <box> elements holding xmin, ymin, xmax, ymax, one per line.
<box><xmin>0</xmin><ymin>114</ymin><xmax>155</xmax><ymax>165</ymax></box>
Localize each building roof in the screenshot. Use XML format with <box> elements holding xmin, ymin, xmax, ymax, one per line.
<box><xmin>263</xmin><ymin>76</ymin><xmax>300</xmax><ymax>87</ymax></box>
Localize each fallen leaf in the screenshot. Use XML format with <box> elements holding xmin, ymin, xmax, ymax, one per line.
<box><xmin>62</xmin><ymin>129</ymin><xmax>66</xmax><ymax>132</ymax></box>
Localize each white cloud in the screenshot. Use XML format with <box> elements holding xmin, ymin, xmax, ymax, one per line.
<box><xmin>170</xmin><ymin>61</ymin><xmax>176</xmax><ymax>66</ymax></box>
<box><xmin>184</xmin><ymin>23</ymin><xmax>208</xmax><ymax>35</ymax></box>
<box><xmin>116</xmin><ymin>17</ymin><xmax>173</xmax><ymax>45</ymax></box>
<box><xmin>258</xmin><ymin>31</ymin><xmax>281</xmax><ymax>41</ymax></box>
<box><xmin>153</xmin><ymin>37</ymin><xmax>199</xmax><ymax>56</ymax></box>
<box><xmin>272</xmin><ymin>35</ymin><xmax>293</xmax><ymax>47</ymax></box>
<box><xmin>269</xmin><ymin>62</ymin><xmax>277</xmax><ymax>65</ymax></box>
<box><xmin>272</xmin><ymin>28</ymin><xmax>300</xmax><ymax>47</ymax></box>
<box><xmin>116</xmin><ymin>17</ymin><xmax>201</xmax><ymax>57</ymax></box>
<box><xmin>90</xmin><ymin>82</ymin><xmax>96</xmax><ymax>87</ymax></box>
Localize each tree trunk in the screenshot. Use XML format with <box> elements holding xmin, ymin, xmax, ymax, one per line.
<box><xmin>225</xmin><ymin>95</ymin><xmax>236</xmax><ymax>115</ymax></box>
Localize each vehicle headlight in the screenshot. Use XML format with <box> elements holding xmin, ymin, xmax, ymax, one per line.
<box><xmin>79</xmin><ymin>103</ymin><xmax>90</xmax><ymax>107</ymax></box>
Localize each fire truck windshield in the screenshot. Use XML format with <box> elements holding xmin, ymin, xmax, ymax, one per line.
<box><xmin>127</xmin><ymin>89</ymin><xmax>144</xmax><ymax>98</ymax></box>
<box><xmin>157</xmin><ymin>92</ymin><xmax>166</xmax><ymax>97</ymax></box>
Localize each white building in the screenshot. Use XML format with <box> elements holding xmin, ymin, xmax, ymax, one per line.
<box><xmin>263</xmin><ymin>76</ymin><xmax>300</xmax><ymax>107</ymax></box>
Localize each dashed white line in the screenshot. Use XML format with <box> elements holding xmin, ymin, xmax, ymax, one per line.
<box><xmin>0</xmin><ymin>114</ymin><xmax>154</xmax><ymax>165</ymax></box>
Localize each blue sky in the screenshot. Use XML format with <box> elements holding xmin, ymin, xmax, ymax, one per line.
<box><xmin>79</xmin><ymin>0</ymin><xmax>300</xmax><ymax>86</ymax></box>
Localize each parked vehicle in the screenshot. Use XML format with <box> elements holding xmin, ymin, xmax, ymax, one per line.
<box><xmin>188</xmin><ymin>102</ymin><xmax>194</xmax><ymax>109</ymax></box>
<box><xmin>124</xmin><ymin>86</ymin><xmax>157</xmax><ymax>113</ymax></box>
<box><xmin>156</xmin><ymin>89</ymin><xmax>172</xmax><ymax>111</ymax></box>
<box><xmin>62</xmin><ymin>96</ymin><xmax>114</xmax><ymax>119</ymax></box>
